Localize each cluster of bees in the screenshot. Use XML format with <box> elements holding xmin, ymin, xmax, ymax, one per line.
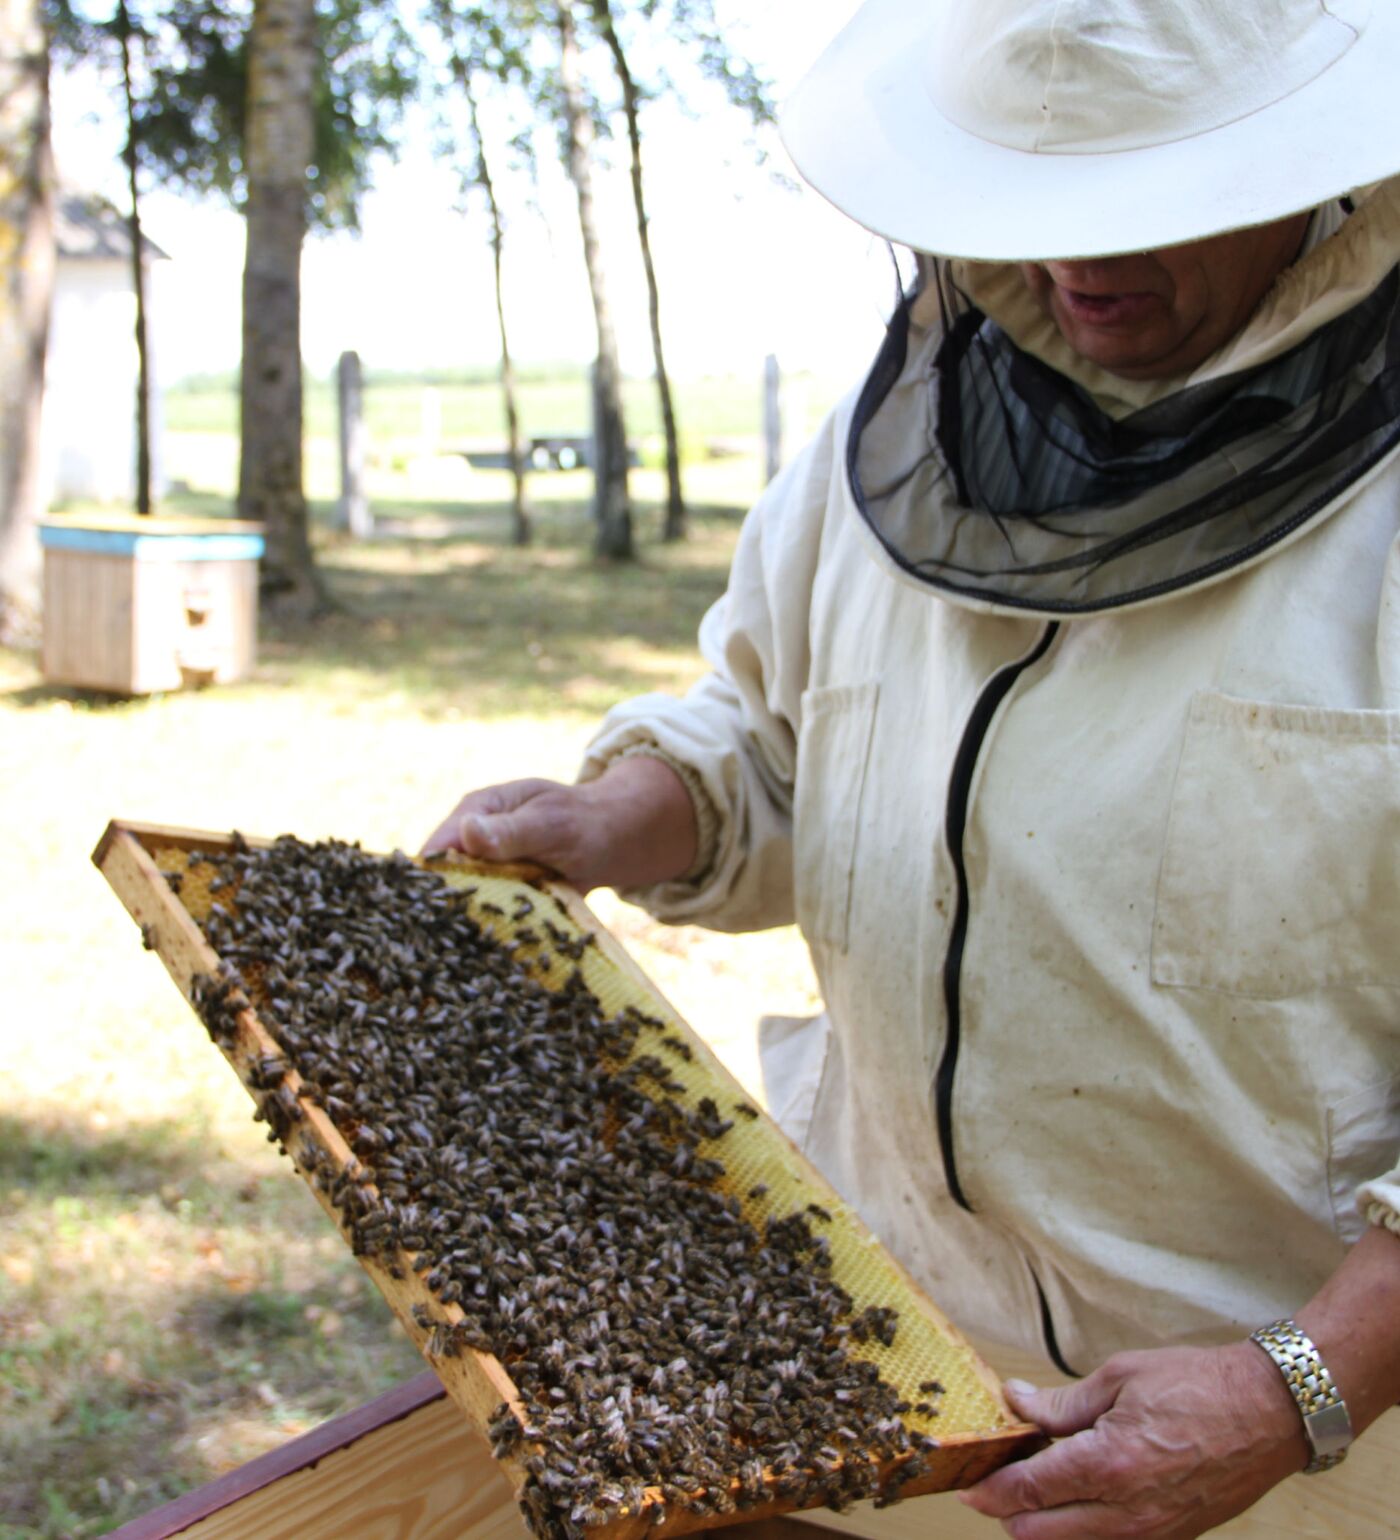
<box><xmin>184</xmin><ymin>836</ymin><xmax>943</xmax><ymax>1540</ymax></box>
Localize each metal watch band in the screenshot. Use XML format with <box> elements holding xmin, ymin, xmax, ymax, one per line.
<box><xmin>1248</xmin><ymin>1319</ymin><xmax>1353</xmax><ymax>1474</ymax></box>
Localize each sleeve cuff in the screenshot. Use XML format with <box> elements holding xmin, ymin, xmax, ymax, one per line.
<box><xmin>1364</xmin><ymin>1199</ymin><xmax>1400</xmax><ymax>1239</ymax></box>
<box><xmin>593</xmin><ymin>741</ymin><xmax>721</xmax><ymax>886</ymax></box>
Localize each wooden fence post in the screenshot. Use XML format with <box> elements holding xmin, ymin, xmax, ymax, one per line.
<box><xmin>420</xmin><ymin>387</ymin><xmax>442</xmax><ymax>458</ymax></box>
<box><xmin>337</xmin><ymin>351</ymin><xmax>371</xmax><ymax>538</ymax></box>
<box><xmin>763</xmin><ymin>354</ymin><xmax>782</xmax><ymax>484</ymax></box>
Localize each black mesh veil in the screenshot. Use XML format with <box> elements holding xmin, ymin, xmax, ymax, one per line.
<box><xmin>847</xmin><ymin>263</ymin><xmax>1400</xmax><ymax>614</ymax></box>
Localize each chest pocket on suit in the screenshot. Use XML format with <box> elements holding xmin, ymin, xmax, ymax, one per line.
<box><xmin>1151</xmin><ymin>690</ymin><xmax>1400</xmax><ymax>997</ymax></box>
<box><xmin>794</xmin><ymin>682</ymin><xmax>880</xmax><ymax>954</ymax></box>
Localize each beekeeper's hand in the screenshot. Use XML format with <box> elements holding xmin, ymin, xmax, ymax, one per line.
<box><xmin>961</xmin><ymin>1223</ymin><xmax>1400</xmax><ymax>1538</ymax></box>
<box><xmin>959</xmin><ymin>1344</ymin><xmax>1303</xmax><ymax>1539</ymax></box>
<box><xmin>422</xmin><ymin>755</ymin><xmax>697</xmax><ymax>892</ymax></box>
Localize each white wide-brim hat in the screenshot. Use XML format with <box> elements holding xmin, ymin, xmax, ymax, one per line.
<box><xmin>780</xmin><ymin>0</ymin><xmax>1400</xmax><ymax>261</ymax></box>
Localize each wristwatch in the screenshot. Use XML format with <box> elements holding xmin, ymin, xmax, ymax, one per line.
<box><xmin>1248</xmin><ymin>1319</ymin><xmax>1354</xmax><ymax>1473</ymax></box>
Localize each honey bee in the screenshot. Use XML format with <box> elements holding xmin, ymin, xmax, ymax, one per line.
<box><xmin>174</xmin><ymin>833</ymin><xmax>937</xmax><ymax>1540</ymax></box>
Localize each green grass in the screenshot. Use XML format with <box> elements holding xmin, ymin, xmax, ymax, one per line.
<box><xmin>163</xmin><ymin>370</ymin><xmax>843</xmax><ymax>452</ymax></box>
<box><xmin>0</xmin><ymin>1107</ymin><xmax>424</xmax><ymax>1536</ymax></box>
<box><xmin>1</xmin><ymin>455</ymin><xmax>820</xmax><ymax>1538</ymax></box>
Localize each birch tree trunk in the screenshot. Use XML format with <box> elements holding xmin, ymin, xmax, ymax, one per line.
<box><xmin>457</xmin><ymin>59</ymin><xmax>529</xmax><ymax>546</ymax></box>
<box><xmin>0</xmin><ymin>0</ymin><xmax>54</xmax><ymax>638</ymax></box>
<box><xmin>556</xmin><ymin>0</ymin><xmax>632</xmax><ymax>560</ymax></box>
<box><xmin>117</xmin><ymin>0</ymin><xmax>152</xmax><ymax>515</ymax></box>
<box><xmin>239</xmin><ymin>0</ymin><xmax>322</xmax><ymax>610</ymax></box>
<box><xmin>593</xmin><ymin>0</ymin><xmax>684</xmax><ymax>540</ymax></box>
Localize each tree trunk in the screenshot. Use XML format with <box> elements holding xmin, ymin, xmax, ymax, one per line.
<box><xmin>556</xmin><ymin>0</ymin><xmax>631</xmax><ymax>560</ymax></box>
<box><xmin>0</xmin><ymin>0</ymin><xmax>54</xmax><ymax>639</ymax></box>
<box><xmin>117</xmin><ymin>0</ymin><xmax>152</xmax><ymax>516</ymax></box>
<box><xmin>457</xmin><ymin>59</ymin><xmax>529</xmax><ymax>547</ymax></box>
<box><xmin>239</xmin><ymin>0</ymin><xmax>323</xmax><ymax>612</ymax></box>
<box><xmin>593</xmin><ymin>0</ymin><xmax>683</xmax><ymax>540</ymax></box>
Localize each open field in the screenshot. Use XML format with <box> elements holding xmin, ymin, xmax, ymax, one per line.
<box><xmin>148</xmin><ymin>432</ymin><xmax>785</xmax><ymax>573</ymax></box>
<box><xmin>163</xmin><ymin>369</ymin><xmax>844</xmax><ymax>462</ymax></box>
<box><xmin>1</xmin><ymin>468</ymin><xmax>820</xmax><ymax>1538</ymax></box>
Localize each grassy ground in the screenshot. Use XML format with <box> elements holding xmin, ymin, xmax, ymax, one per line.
<box><xmin>2</xmin><ymin>454</ymin><xmax>819</xmax><ymax>1539</ymax></box>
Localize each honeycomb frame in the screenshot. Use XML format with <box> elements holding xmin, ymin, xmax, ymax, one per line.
<box><xmin>94</xmin><ymin>819</ymin><xmax>1043</xmax><ymax>1540</ymax></box>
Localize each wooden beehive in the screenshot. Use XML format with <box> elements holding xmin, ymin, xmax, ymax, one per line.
<box><xmin>94</xmin><ymin>819</ymin><xmax>1042</xmax><ymax>1540</ymax></box>
<box><xmin>42</xmin><ymin>515</ymin><xmax>263</xmax><ymax>695</ymax></box>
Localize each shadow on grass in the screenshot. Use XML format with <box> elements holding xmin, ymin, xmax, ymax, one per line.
<box><xmin>359</xmin><ymin>496</ymin><xmax>749</xmax><ymax>534</ymax></box>
<box><xmin>0</xmin><ymin>1108</ymin><xmax>422</xmax><ymax>1538</ymax></box>
<box><xmin>1</xmin><ymin>1109</ymin><xmax>351</xmax><ymax>1242</ymax></box>
<box><xmin>261</xmin><ymin>499</ymin><xmax>741</xmax><ymax>720</ymax></box>
<box><xmin>0</xmin><ymin>1110</ymin><xmax>208</xmax><ymax>1193</ymax></box>
<box><xmin>0</xmin><ymin>1273</ymin><xmax>417</xmax><ymax>1540</ymax></box>
<box><xmin>0</xmin><ymin>680</ymin><xmax>153</xmax><ymax>712</ymax></box>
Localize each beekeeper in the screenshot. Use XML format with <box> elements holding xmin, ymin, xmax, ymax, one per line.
<box><xmin>426</xmin><ymin>2</ymin><xmax>1400</xmax><ymax>1534</ymax></box>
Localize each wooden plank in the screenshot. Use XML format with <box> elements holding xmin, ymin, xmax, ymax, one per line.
<box><xmin>95</xmin><ymin>822</ymin><xmax>1042</xmax><ymax>1540</ymax></box>
<box><xmin>101</xmin><ymin>1375</ymin><xmax>455</xmax><ymax>1540</ymax></box>
<box><xmin>189</xmin><ymin>1409</ymin><xmax>516</xmax><ymax>1540</ymax></box>
<box><xmin>719</xmin><ymin>1525</ymin><xmax>829</xmax><ymax>1540</ymax></box>
<box><xmin>92</xmin><ymin>821</ymin><xmax>275</xmax><ymax>866</ymax></box>
<box><xmin>101</xmin><ymin>1376</ymin><xmax>855</xmax><ymax>1540</ymax></box>
<box><xmin>43</xmin><ymin>548</ymin><xmax>135</xmax><ymax>692</ymax></box>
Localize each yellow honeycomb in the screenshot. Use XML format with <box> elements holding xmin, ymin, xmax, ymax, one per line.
<box><xmin>153</xmin><ymin>840</ymin><xmax>1008</xmax><ymax>1441</ymax></box>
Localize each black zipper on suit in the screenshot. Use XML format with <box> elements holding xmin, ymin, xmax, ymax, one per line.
<box><xmin>935</xmin><ymin>620</ymin><xmax>1059</xmax><ymax>1209</ymax></box>
<box><xmin>932</xmin><ymin>620</ymin><xmax>1076</xmax><ymax>1375</ymax></box>
<box><xmin>1033</xmin><ymin>1271</ymin><xmax>1079</xmax><ymax>1379</ymax></box>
